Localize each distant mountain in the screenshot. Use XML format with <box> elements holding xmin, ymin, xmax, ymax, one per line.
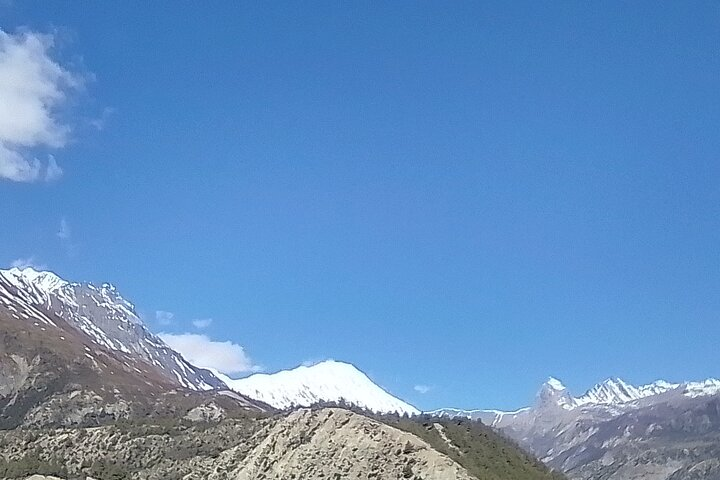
<box><xmin>0</xmin><ymin>267</ymin><xmax>225</xmax><ymax>391</ymax></box>
<box><xmin>430</xmin><ymin>376</ymin><xmax>720</xmax><ymax>480</ymax></box>
<box><xmin>218</xmin><ymin>360</ymin><xmax>420</xmax><ymax>416</ymax></box>
<box><xmin>430</xmin><ymin>376</ymin><xmax>720</xmax><ymax>424</ymax></box>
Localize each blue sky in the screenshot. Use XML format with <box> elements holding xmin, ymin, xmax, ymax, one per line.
<box><xmin>1</xmin><ymin>1</ymin><xmax>719</xmax><ymax>411</ymax></box>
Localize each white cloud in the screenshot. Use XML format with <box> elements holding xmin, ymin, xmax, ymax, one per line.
<box><xmin>192</xmin><ymin>318</ymin><xmax>213</xmax><ymax>329</ymax></box>
<box><xmin>159</xmin><ymin>333</ymin><xmax>260</xmax><ymax>375</ymax></box>
<box><xmin>155</xmin><ymin>310</ymin><xmax>174</xmax><ymax>325</ymax></box>
<box><xmin>10</xmin><ymin>256</ymin><xmax>47</xmax><ymax>270</ymax></box>
<box><xmin>0</xmin><ymin>28</ymin><xmax>82</xmax><ymax>182</ymax></box>
<box><xmin>414</xmin><ymin>384</ymin><xmax>432</xmax><ymax>394</ymax></box>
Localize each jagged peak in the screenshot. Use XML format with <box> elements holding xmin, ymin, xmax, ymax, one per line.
<box><xmin>535</xmin><ymin>377</ymin><xmax>576</xmax><ymax>410</ymax></box>
<box><xmin>0</xmin><ymin>266</ymin><xmax>224</xmax><ymax>391</ymax></box>
<box><xmin>600</xmin><ymin>376</ymin><xmax>628</xmax><ymax>385</ymax></box>
<box><xmin>575</xmin><ymin>377</ymin><xmax>640</xmax><ymax>406</ymax></box>
<box><xmin>2</xmin><ymin>266</ymin><xmax>139</xmax><ymax>315</ymax></box>
<box><xmin>2</xmin><ymin>266</ymin><xmax>128</xmax><ymax>295</ymax></box>
<box><xmin>3</xmin><ymin>266</ymin><xmax>68</xmax><ymax>292</ymax></box>
<box><xmin>592</xmin><ymin>376</ymin><xmax>635</xmax><ymax>393</ymax></box>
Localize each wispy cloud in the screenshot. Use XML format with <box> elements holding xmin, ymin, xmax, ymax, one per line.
<box><xmin>88</xmin><ymin>106</ymin><xmax>115</xmax><ymax>131</ymax></box>
<box><xmin>10</xmin><ymin>256</ymin><xmax>47</xmax><ymax>270</ymax></box>
<box><xmin>155</xmin><ymin>310</ymin><xmax>174</xmax><ymax>326</ymax></box>
<box><xmin>56</xmin><ymin>216</ymin><xmax>71</xmax><ymax>240</ymax></box>
<box><xmin>55</xmin><ymin>216</ymin><xmax>78</xmax><ymax>256</ymax></box>
<box><xmin>158</xmin><ymin>333</ymin><xmax>260</xmax><ymax>375</ymax></box>
<box><xmin>45</xmin><ymin>155</ymin><xmax>62</xmax><ymax>181</ymax></box>
<box><xmin>192</xmin><ymin>318</ymin><xmax>213</xmax><ymax>329</ymax></box>
<box><xmin>0</xmin><ymin>28</ymin><xmax>84</xmax><ymax>183</ymax></box>
<box><xmin>414</xmin><ymin>384</ymin><xmax>432</xmax><ymax>394</ymax></box>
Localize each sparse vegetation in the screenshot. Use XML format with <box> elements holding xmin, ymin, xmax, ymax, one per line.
<box><xmin>379</xmin><ymin>414</ymin><xmax>566</xmax><ymax>480</ymax></box>
<box><xmin>0</xmin><ymin>453</ymin><xmax>68</xmax><ymax>479</ymax></box>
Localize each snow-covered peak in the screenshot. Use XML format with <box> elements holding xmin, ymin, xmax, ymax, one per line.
<box><xmin>217</xmin><ymin>360</ymin><xmax>419</xmax><ymax>416</ymax></box>
<box><xmin>536</xmin><ymin>377</ymin><xmax>575</xmax><ymax>410</ymax></box>
<box><xmin>576</xmin><ymin>377</ymin><xmax>720</xmax><ymax>406</ymax></box>
<box><xmin>0</xmin><ymin>266</ymin><xmax>224</xmax><ymax>391</ymax></box>
<box><xmin>545</xmin><ymin>377</ymin><xmax>567</xmax><ymax>391</ymax></box>
<box><xmin>3</xmin><ymin>267</ymin><xmax>68</xmax><ymax>292</ymax></box>
<box><xmin>534</xmin><ymin>376</ymin><xmax>681</xmax><ymax>411</ymax></box>
<box><xmin>683</xmin><ymin>378</ymin><xmax>720</xmax><ymax>397</ymax></box>
<box><xmin>575</xmin><ymin>377</ymin><xmax>641</xmax><ymax>406</ymax></box>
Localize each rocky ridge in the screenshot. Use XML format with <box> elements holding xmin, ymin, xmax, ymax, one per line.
<box><xmin>0</xmin><ymin>268</ymin><xmax>224</xmax><ymax>391</ymax></box>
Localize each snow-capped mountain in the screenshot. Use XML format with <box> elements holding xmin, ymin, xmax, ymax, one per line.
<box><xmin>573</xmin><ymin>377</ymin><xmax>641</xmax><ymax>406</ymax></box>
<box><xmin>217</xmin><ymin>360</ymin><xmax>419</xmax><ymax>416</ymax></box>
<box><xmin>431</xmin><ymin>375</ymin><xmax>720</xmax><ymax>422</ymax></box>
<box><xmin>549</xmin><ymin>376</ymin><xmax>720</xmax><ymax>409</ymax></box>
<box><xmin>0</xmin><ymin>267</ymin><xmax>225</xmax><ymax>391</ymax></box>
<box><xmin>430</xmin><ymin>375</ymin><xmax>720</xmax><ymax>480</ymax></box>
<box><xmin>564</xmin><ymin>376</ymin><xmax>720</xmax><ymax>408</ymax></box>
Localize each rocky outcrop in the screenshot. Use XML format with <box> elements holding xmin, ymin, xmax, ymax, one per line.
<box><xmin>211</xmin><ymin>408</ymin><xmax>474</xmax><ymax>480</ymax></box>
<box><xmin>184</xmin><ymin>402</ymin><xmax>225</xmax><ymax>423</ymax></box>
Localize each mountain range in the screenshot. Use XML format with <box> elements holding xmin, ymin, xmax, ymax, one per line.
<box><xmin>3</xmin><ymin>266</ymin><xmax>720</xmax><ymax>480</ymax></box>
<box><xmin>432</xmin><ymin>377</ymin><xmax>720</xmax><ymax>480</ymax></box>
<box><xmin>431</xmin><ymin>376</ymin><xmax>720</xmax><ymax>424</ymax></box>
<box><xmin>0</xmin><ymin>267</ymin><xmax>560</xmax><ymax>480</ymax></box>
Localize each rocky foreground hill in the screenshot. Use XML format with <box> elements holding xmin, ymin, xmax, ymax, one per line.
<box><xmin>0</xmin><ymin>405</ymin><xmax>486</xmax><ymax>479</ymax></box>
<box><xmin>0</xmin><ymin>268</ymin><xmax>562</xmax><ymax>480</ymax></box>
